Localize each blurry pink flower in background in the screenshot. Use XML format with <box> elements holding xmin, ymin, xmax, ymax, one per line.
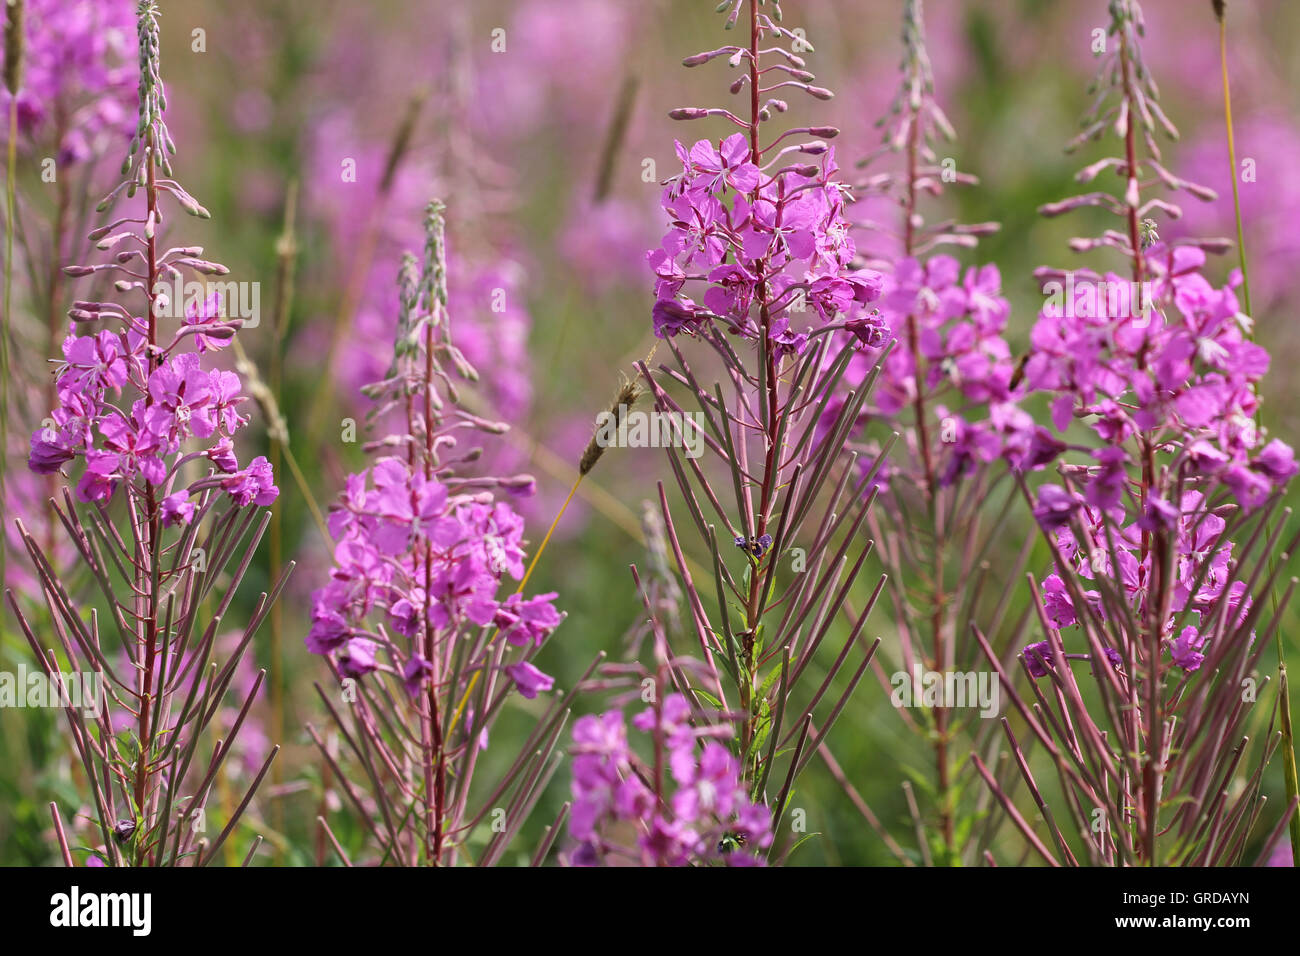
<box><xmin>1174</xmin><ymin>114</ymin><xmax>1300</xmax><ymax>309</ymax></box>
<box><xmin>300</xmin><ymin>116</ymin><xmax>534</xmax><ymax>424</ymax></box>
<box><xmin>477</xmin><ymin>0</ymin><xmax>634</xmax><ymax>139</ymax></box>
<box><xmin>0</xmin><ymin>0</ymin><xmax>136</xmax><ymax>163</ymax></box>
<box><xmin>560</xmin><ymin>196</ymin><xmax>661</xmax><ymax>295</ymax></box>
<box><xmin>1063</xmin><ymin>0</ymin><xmax>1281</xmax><ymax>104</ymax></box>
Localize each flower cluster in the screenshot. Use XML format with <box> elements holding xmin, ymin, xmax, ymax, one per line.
<box><xmin>568</xmin><ymin>694</ymin><xmax>772</xmax><ymax>867</ymax></box>
<box><xmin>28</xmin><ymin>310</ymin><xmax>275</xmax><ymax>515</ymax></box>
<box><xmin>827</xmin><ymin>0</ymin><xmax>1033</xmax><ymax>868</ymax></box>
<box><xmin>874</xmin><ymin>258</ymin><xmax>1014</xmax><ymax>412</ymax></box>
<box><xmin>307</xmin><ymin>456</ymin><xmax>561</xmax><ymax>697</ymax></box>
<box><xmin>1</xmin><ymin>0</ymin><xmax>137</xmax><ymax>164</ymax></box>
<box><xmin>627</xmin><ymin>3</ymin><xmax>893</xmax><ymax>856</ymax></box>
<box><xmin>1033</xmin><ymin>484</ymin><xmax>1253</xmax><ymax>674</ymax></box>
<box><xmin>1024</xmin><ymin>248</ymin><xmax>1294</xmax><ymax>511</ymax></box>
<box><xmin>844</xmin><ymin>255</ymin><xmax>1053</xmax><ymax>487</ymax></box>
<box><xmin>305</xmin><ymin>201</ymin><xmax>562</xmax><ymax>704</ymax></box>
<box><xmin>835</xmin><ymin>0</ymin><xmax>1028</xmax><ymax>497</ymax></box>
<box><xmin>1022</xmin><ymin>248</ymin><xmax>1295</xmax><ymax>673</ymax></box>
<box><xmin>25</xmin><ymin>2</ymin><xmax>276</xmax><ymax>518</ymax></box>
<box><xmin>1031</xmin><ymin>483</ymin><xmax>1258</xmax><ymax>674</ymax></box>
<box><xmin>649</xmin><ymin>130</ymin><xmax>884</xmax><ymax>350</ymax></box>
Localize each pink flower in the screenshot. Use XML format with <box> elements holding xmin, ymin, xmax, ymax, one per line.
<box><xmin>1033</xmin><ymin>485</ymin><xmax>1083</xmax><ymax>531</ymax></box>
<box><xmin>685</xmin><ymin>133</ymin><xmax>760</xmax><ymax>196</ymax></box>
<box><xmin>1169</xmin><ymin>625</ymin><xmax>1206</xmax><ymax>672</ymax></box>
<box><xmin>401</xmin><ymin>656</ymin><xmax>434</xmax><ymax>697</ymax></box>
<box><xmin>181</xmin><ymin>291</ymin><xmax>234</xmax><ymax>353</ymax></box>
<box><xmin>571</xmin><ymin>694</ymin><xmax>772</xmax><ymax>866</ymax></box>
<box><xmin>160</xmin><ymin>492</ymin><xmax>195</xmax><ymax>527</ymax></box>
<box><xmin>495</xmin><ymin>592</ymin><xmax>563</xmax><ymax>648</ymax></box>
<box><xmin>338</xmin><ymin>638</ymin><xmax>379</xmax><ymax>678</ymax></box>
<box><xmin>504</xmin><ymin>661</ymin><xmax>554</xmax><ymax>700</ymax></box>
<box><xmin>222</xmin><ymin>456</ymin><xmax>279</xmax><ymax>507</ymax></box>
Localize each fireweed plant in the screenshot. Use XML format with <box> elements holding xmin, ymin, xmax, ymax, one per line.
<box><xmin>838</xmin><ymin>0</ymin><xmax>1044</xmax><ymax>866</ymax></box>
<box><xmin>979</xmin><ymin>0</ymin><xmax>1300</xmax><ymax>865</ymax></box>
<box><xmin>2</xmin><ymin>0</ymin><xmax>138</xmax><ymax>593</ymax></box>
<box><xmin>569</xmin><ymin>0</ymin><xmax>899</xmax><ymax>865</ymax></box>
<box><xmin>305</xmin><ymin>201</ymin><xmax>575</xmax><ymax>867</ymax></box>
<box><xmin>8</xmin><ymin>1</ymin><xmax>286</xmax><ymax>867</ymax></box>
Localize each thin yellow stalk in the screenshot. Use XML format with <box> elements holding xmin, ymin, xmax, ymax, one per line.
<box><xmin>1218</xmin><ymin>14</ymin><xmax>1251</xmax><ymax>317</ymax></box>
<box><xmin>445</xmin><ymin>473</ymin><xmax>581</xmax><ymax>740</ymax></box>
<box><xmin>280</xmin><ymin>442</ymin><xmax>331</xmax><ymax>543</ymax></box>
<box><xmin>446</xmin><ymin>372</ymin><xmax>646</xmax><ymax>738</ymax></box>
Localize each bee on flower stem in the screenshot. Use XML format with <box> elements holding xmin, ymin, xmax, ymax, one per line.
<box><xmin>1139</xmin><ymin>217</ymin><xmax>1160</xmax><ymax>249</ymax></box>
<box><xmin>717</xmin><ymin>831</ymin><xmax>748</xmax><ymax>854</ymax></box>
<box><xmin>734</xmin><ymin>533</ymin><xmax>773</xmax><ymax>559</ymax></box>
